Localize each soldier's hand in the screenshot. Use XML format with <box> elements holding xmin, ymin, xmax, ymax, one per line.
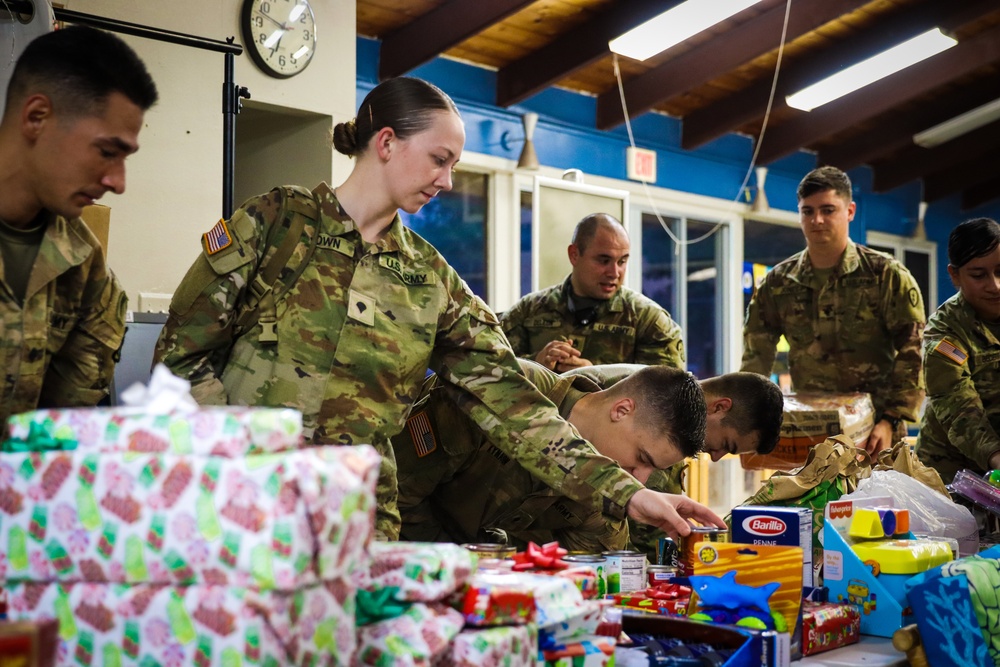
<box><xmin>864</xmin><ymin>419</ymin><xmax>894</xmax><ymax>455</ymax></box>
<box><xmin>625</xmin><ymin>489</ymin><xmax>726</xmax><ymax>541</ymax></box>
<box><xmin>555</xmin><ymin>355</ymin><xmax>593</xmax><ymax>372</ymax></box>
<box><xmin>536</xmin><ymin>340</ymin><xmax>580</xmax><ymax>370</ymax></box>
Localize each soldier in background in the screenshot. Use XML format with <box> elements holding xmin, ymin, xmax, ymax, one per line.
<box><xmin>501</xmin><ymin>213</ymin><xmax>684</xmax><ymax>372</ymax></box>
<box><xmin>156</xmin><ymin>77</ymin><xmax>725</xmax><ymax>540</ymax></box>
<box><xmin>0</xmin><ymin>26</ymin><xmax>157</xmax><ymax>425</ymax></box>
<box><xmin>741</xmin><ymin>166</ymin><xmax>925</xmax><ymax>454</ymax></box>
<box><xmin>917</xmin><ymin>218</ymin><xmax>1000</xmax><ymax>483</ymax></box>
<box><xmin>393</xmin><ymin>361</ymin><xmax>706</xmax><ymax>552</ymax></box>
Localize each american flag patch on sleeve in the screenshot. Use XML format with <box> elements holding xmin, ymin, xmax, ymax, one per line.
<box><xmin>933</xmin><ymin>338</ymin><xmax>968</xmax><ymax>365</ymax></box>
<box><xmin>407</xmin><ymin>411</ymin><xmax>437</xmax><ymax>457</ymax></box>
<box><xmin>203</xmin><ymin>219</ymin><xmax>233</xmax><ymax>255</ymax></box>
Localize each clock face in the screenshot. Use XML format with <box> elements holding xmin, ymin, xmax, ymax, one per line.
<box><xmin>241</xmin><ymin>0</ymin><xmax>316</xmax><ymax>78</ymax></box>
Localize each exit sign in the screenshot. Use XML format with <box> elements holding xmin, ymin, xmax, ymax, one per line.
<box><xmin>626</xmin><ymin>146</ymin><xmax>657</xmax><ymax>182</ymax></box>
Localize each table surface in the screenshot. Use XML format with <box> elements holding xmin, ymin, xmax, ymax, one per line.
<box><xmin>799</xmin><ymin>636</ymin><xmax>908</xmax><ymax>666</ymax></box>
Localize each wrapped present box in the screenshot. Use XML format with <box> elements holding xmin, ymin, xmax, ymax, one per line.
<box><xmin>361</xmin><ymin>542</ymin><xmax>477</xmax><ymax>602</ymax></box>
<box><xmin>801</xmin><ymin>601</ymin><xmax>860</xmax><ymax>656</ymax></box>
<box><xmin>0</xmin><ymin>445</ymin><xmax>379</xmax><ymax>591</ymax></box>
<box><xmin>5</xmin><ymin>406</ymin><xmax>303</xmax><ymax>457</ymax></box>
<box><xmin>4</xmin><ymin>581</ymin><xmax>357</xmax><ymax>666</ymax></box>
<box><xmin>441</xmin><ymin>624</ymin><xmax>538</xmax><ymax>667</ymax></box>
<box><xmin>355</xmin><ymin>602</ymin><xmax>465</xmax><ymax>667</ymax></box>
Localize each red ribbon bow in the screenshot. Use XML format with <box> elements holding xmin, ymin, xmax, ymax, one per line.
<box><xmin>512</xmin><ymin>541</ymin><xmax>570</xmax><ymax>571</ymax></box>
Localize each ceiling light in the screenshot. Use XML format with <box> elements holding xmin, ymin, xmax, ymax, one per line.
<box><xmin>609</xmin><ymin>0</ymin><xmax>765</xmax><ymax>62</ymax></box>
<box><xmin>786</xmin><ymin>29</ymin><xmax>957</xmax><ymax>112</ymax></box>
<box><xmin>913</xmin><ymin>97</ymin><xmax>1000</xmax><ymax>148</ymax></box>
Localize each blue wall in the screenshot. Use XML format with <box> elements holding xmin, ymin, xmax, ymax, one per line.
<box><xmin>356</xmin><ymin>37</ymin><xmax>1000</xmax><ymax>309</ymax></box>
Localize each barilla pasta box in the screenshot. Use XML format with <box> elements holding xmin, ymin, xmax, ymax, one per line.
<box><xmin>731</xmin><ymin>506</ymin><xmax>813</xmax><ymax>587</ymax></box>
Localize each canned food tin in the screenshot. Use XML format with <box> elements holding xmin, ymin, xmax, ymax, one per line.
<box><xmin>678</xmin><ymin>527</ymin><xmax>728</xmax><ymax>576</ymax></box>
<box><xmin>563</xmin><ymin>554</ymin><xmax>608</xmax><ymax>598</ymax></box>
<box><xmin>646</xmin><ymin>564</ymin><xmax>677</xmax><ymax>587</ymax></box>
<box><xmin>461</xmin><ymin>543</ymin><xmax>516</xmax><ymax>561</ymax></box>
<box><xmin>657</xmin><ymin>536</ymin><xmax>680</xmax><ymax>568</ymax></box>
<box><xmin>601</xmin><ymin>550</ymin><xmax>646</xmax><ymax>594</ymax></box>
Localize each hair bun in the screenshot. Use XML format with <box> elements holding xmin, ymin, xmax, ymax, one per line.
<box><xmin>332</xmin><ymin>119</ymin><xmax>359</xmax><ymax>156</ymax></box>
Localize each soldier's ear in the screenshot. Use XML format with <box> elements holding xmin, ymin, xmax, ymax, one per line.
<box><xmin>610</xmin><ymin>397</ymin><xmax>634</xmax><ymax>422</ymax></box>
<box><xmin>707</xmin><ymin>397</ymin><xmax>732</xmax><ymax>414</ymax></box>
<box><xmin>946</xmin><ymin>264</ymin><xmax>960</xmax><ymax>287</ymax></box>
<box><xmin>21</xmin><ymin>93</ymin><xmax>54</xmax><ymax>141</ymax></box>
<box><xmin>374</xmin><ymin>126</ymin><xmax>396</xmax><ymax>161</ymax></box>
<box><xmin>568</xmin><ymin>243</ymin><xmax>580</xmax><ymax>266</ymax></box>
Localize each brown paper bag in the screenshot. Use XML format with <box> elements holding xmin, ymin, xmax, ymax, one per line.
<box><xmin>873</xmin><ymin>439</ymin><xmax>949</xmax><ymax>497</ymax></box>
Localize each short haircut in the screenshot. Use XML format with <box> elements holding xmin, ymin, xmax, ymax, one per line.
<box><xmin>948</xmin><ymin>217</ymin><xmax>1000</xmax><ymax>269</ymax></box>
<box><xmin>797</xmin><ymin>165</ymin><xmax>852</xmax><ymax>203</ymax></box>
<box><xmin>333</xmin><ymin>76</ymin><xmax>460</xmax><ymax>158</ymax></box>
<box><xmin>701</xmin><ymin>372</ymin><xmax>784</xmax><ymax>455</ymax></box>
<box><xmin>5</xmin><ymin>26</ymin><xmax>158</xmax><ymax>120</ymax></box>
<box><xmin>570</xmin><ymin>213</ymin><xmax>627</xmax><ymax>254</ymax></box>
<box><xmin>608</xmin><ymin>366</ymin><xmax>706</xmax><ymax>459</ymax></box>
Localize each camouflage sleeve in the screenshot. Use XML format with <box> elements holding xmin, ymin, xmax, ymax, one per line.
<box><xmin>499</xmin><ymin>297</ymin><xmax>532</xmax><ymax>357</ymax></box>
<box><xmin>39</xmin><ymin>263</ymin><xmax>127</xmax><ymax>408</ymax></box>
<box><xmin>924</xmin><ymin>333</ymin><xmax>1000</xmax><ymax>470</ymax></box>
<box><xmin>556</xmin><ymin>516</ymin><xmax>629</xmax><ymax>554</ymax></box>
<box><xmin>634</xmin><ymin>307</ymin><xmax>686</xmax><ymax>369</ymax></box>
<box><xmin>153</xmin><ymin>201</ymin><xmax>267</xmax><ymax>405</ymax></box>
<box><xmin>432</xmin><ymin>290</ymin><xmax>644</xmax><ymax>521</ymax></box>
<box><xmin>881</xmin><ymin>265</ymin><xmax>926</xmax><ymax>421</ymax></box>
<box><xmin>740</xmin><ymin>278</ymin><xmax>781</xmax><ymax>375</ymax></box>
<box><xmin>626</xmin><ymin>464</ymin><xmax>686</xmax><ymax>560</ymax></box>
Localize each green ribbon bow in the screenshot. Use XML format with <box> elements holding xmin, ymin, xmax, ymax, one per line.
<box><xmin>355</xmin><ymin>587</ymin><xmax>412</xmax><ymax>626</ymax></box>
<box><xmin>2</xmin><ymin>422</ymin><xmax>78</xmax><ymax>452</ymax></box>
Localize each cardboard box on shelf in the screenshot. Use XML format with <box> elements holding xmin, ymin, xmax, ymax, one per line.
<box><xmin>81</xmin><ymin>204</ymin><xmax>110</xmax><ymax>253</ymax></box>
<box><xmin>742</xmin><ymin>393</ymin><xmax>874</xmax><ymax>471</ymax></box>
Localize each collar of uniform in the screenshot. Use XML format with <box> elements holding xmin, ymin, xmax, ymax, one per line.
<box><xmin>551</xmin><ymin>373</ymin><xmax>601</xmax><ymax>420</ymax></box>
<box><xmin>792</xmin><ymin>240</ymin><xmax>859</xmax><ymax>286</ymax></box>
<box><xmin>557</xmin><ymin>275</ymin><xmax>625</xmax><ymax>313</ymax></box>
<box><xmin>956</xmin><ymin>293</ymin><xmax>1000</xmax><ymax>348</ymax></box>
<box><xmin>314</xmin><ymin>182</ymin><xmax>417</xmax><ymax>260</ymax></box>
<box><xmin>22</xmin><ymin>214</ymin><xmax>93</xmax><ymax>299</ymax></box>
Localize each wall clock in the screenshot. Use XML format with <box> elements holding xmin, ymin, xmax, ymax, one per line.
<box><xmin>241</xmin><ymin>0</ymin><xmax>316</xmax><ymax>78</ymax></box>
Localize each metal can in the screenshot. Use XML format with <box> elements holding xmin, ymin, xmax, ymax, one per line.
<box><xmin>461</xmin><ymin>543</ymin><xmax>516</xmax><ymax>562</ymax></box>
<box><xmin>601</xmin><ymin>550</ymin><xmax>646</xmax><ymax>594</ymax></box>
<box><xmin>563</xmin><ymin>554</ymin><xmax>608</xmax><ymax>598</ymax></box>
<box><xmin>678</xmin><ymin>527</ymin><xmax>728</xmax><ymax>576</ymax></box>
<box><xmin>646</xmin><ymin>564</ymin><xmax>677</xmax><ymax>587</ymax></box>
<box><xmin>657</xmin><ymin>536</ymin><xmax>680</xmax><ymax>568</ymax></box>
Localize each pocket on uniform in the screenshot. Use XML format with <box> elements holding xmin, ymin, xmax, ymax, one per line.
<box><xmin>46</xmin><ymin>310</ymin><xmax>81</xmax><ymax>353</ymax></box>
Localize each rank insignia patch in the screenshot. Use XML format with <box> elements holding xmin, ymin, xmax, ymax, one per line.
<box><xmin>203</xmin><ymin>219</ymin><xmax>233</xmax><ymax>255</ymax></box>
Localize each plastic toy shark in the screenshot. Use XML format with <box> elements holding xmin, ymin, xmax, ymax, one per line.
<box><xmin>689</xmin><ymin>571</ymin><xmax>780</xmax><ymax>613</ymax></box>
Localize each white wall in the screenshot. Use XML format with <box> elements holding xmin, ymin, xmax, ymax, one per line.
<box><xmin>61</xmin><ymin>0</ymin><xmax>358</xmax><ymax>306</ymax></box>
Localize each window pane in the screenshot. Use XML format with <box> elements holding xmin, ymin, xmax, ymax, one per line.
<box><xmin>520</xmin><ymin>190</ymin><xmax>533</xmax><ymax>297</ymax></box>
<box><xmin>687</xmin><ymin>219</ymin><xmax>722</xmax><ymax>378</ymax></box>
<box><xmin>869</xmin><ymin>244</ymin><xmax>895</xmax><ymax>257</ymax></box>
<box><xmin>904</xmin><ymin>249</ymin><xmax>931</xmax><ymax>316</ymax></box>
<box><xmin>742</xmin><ymin>220</ymin><xmax>805</xmax><ymax>312</ymax></box>
<box><xmin>400</xmin><ymin>171</ymin><xmax>489</xmax><ymax>299</ymax></box>
<box><xmin>640</xmin><ymin>212</ymin><xmax>678</xmax><ymax>318</ymax></box>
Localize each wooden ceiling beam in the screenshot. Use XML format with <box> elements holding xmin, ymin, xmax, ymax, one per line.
<box><xmin>923</xmin><ymin>153</ymin><xmax>999</xmax><ymax>202</ymax></box>
<box><xmin>962</xmin><ymin>175</ymin><xmax>1000</xmax><ymax>211</ymax></box>
<box><xmin>378</xmin><ymin>0</ymin><xmax>535</xmax><ymax>80</ymax></box>
<box><xmin>595</xmin><ymin>0</ymin><xmax>870</xmax><ymax>130</ymax></box>
<box><xmin>817</xmin><ymin>78</ymin><xmax>1000</xmax><ymax>170</ymax></box>
<box><xmin>497</xmin><ymin>0</ymin><xmax>674</xmax><ymax>108</ymax></box>
<box><xmin>754</xmin><ymin>21</ymin><xmax>1000</xmax><ymax>165</ymax></box>
<box><xmin>682</xmin><ymin>0</ymin><xmax>995</xmax><ymax>151</ymax></box>
<box><xmin>872</xmin><ymin>121</ymin><xmax>1000</xmax><ymax>192</ymax></box>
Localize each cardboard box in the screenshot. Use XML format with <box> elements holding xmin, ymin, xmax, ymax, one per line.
<box><xmin>742</xmin><ymin>393</ymin><xmax>874</xmax><ymax>471</ymax></box>
<box><xmin>81</xmin><ymin>204</ymin><xmax>111</xmax><ymax>253</ymax></box>
<box><xmin>730</xmin><ymin>506</ymin><xmax>813</xmax><ymax>587</ymax></box>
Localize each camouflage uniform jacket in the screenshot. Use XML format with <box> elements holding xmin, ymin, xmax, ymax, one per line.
<box><xmin>0</xmin><ymin>214</ymin><xmax>126</xmax><ymax>427</ymax></box>
<box><xmin>916</xmin><ymin>293</ymin><xmax>1000</xmax><ymax>483</ymax></box>
<box><xmin>154</xmin><ymin>183</ymin><xmax>644</xmax><ymax>538</ymax></box>
<box><xmin>501</xmin><ymin>277</ymin><xmax>685</xmax><ymax>368</ymax></box>
<box><xmin>395</xmin><ymin>359</ymin><xmax>629</xmax><ymax>553</ymax></box>
<box><xmin>741</xmin><ymin>241</ymin><xmax>925</xmax><ymax>421</ymax></box>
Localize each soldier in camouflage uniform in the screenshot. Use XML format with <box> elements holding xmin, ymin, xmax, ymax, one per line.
<box><xmin>501</xmin><ymin>213</ymin><xmax>684</xmax><ymax>372</ymax></box>
<box><xmin>394</xmin><ymin>361</ymin><xmax>706</xmax><ymax>552</ymax></box>
<box><xmin>155</xmin><ymin>77</ymin><xmax>726</xmax><ymax>540</ymax></box>
<box><xmin>0</xmin><ymin>27</ymin><xmax>157</xmax><ymax>427</ymax></box>
<box><xmin>742</xmin><ymin>166</ymin><xmax>925</xmax><ymax>454</ymax></box>
<box><xmin>565</xmin><ymin>365</ymin><xmax>784</xmax><ymax>558</ymax></box>
<box><xmin>917</xmin><ymin>218</ymin><xmax>1000</xmax><ymax>483</ymax></box>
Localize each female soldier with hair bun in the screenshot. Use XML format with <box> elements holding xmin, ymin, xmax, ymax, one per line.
<box><xmin>917</xmin><ymin>217</ymin><xmax>1000</xmax><ymax>483</ymax></box>
<box><xmin>155</xmin><ymin>76</ymin><xmax>724</xmax><ymax>540</ymax></box>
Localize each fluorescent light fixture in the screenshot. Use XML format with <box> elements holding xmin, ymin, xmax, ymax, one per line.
<box><xmin>609</xmin><ymin>0</ymin><xmax>765</xmax><ymax>61</ymax></box>
<box><xmin>913</xmin><ymin>97</ymin><xmax>1000</xmax><ymax>148</ymax></box>
<box><xmin>786</xmin><ymin>29</ymin><xmax>956</xmax><ymax>112</ymax></box>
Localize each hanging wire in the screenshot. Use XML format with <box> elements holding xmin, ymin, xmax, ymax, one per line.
<box><xmin>612</xmin><ymin>0</ymin><xmax>793</xmax><ymax>250</ymax></box>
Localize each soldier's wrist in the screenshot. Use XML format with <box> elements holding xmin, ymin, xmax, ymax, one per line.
<box><xmin>877</xmin><ymin>412</ymin><xmax>904</xmax><ymax>431</ymax></box>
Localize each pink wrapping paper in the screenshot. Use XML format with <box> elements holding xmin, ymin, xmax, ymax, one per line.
<box><xmin>361</xmin><ymin>542</ymin><xmax>477</xmax><ymax>601</ymax></box>
<box><xmin>354</xmin><ymin>602</ymin><xmax>465</xmax><ymax>666</ymax></box>
<box><xmin>5</xmin><ymin>580</ymin><xmax>357</xmax><ymax>666</ymax></box>
<box><xmin>0</xmin><ymin>445</ymin><xmax>379</xmax><ymax>590</ymax></box>
<box><xmin>442</xmin><ymin>624</ymin><xmax>538</xmax><ymax>667</ymax></box>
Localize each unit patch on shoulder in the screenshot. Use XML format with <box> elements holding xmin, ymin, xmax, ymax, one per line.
<box><xmin>203</xmin><ymin>219</ymin><xmax>233</xmax><ymax>255</ymax></box>
<box><xmin>407</xmin><ymin>411</ymin><xmax>437</xmax><ymax>457</ymax></box>
<box><xmin>933</xmin><ymin>338</ymin><xmax>968</xmax><ymax>365</ymax></box>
